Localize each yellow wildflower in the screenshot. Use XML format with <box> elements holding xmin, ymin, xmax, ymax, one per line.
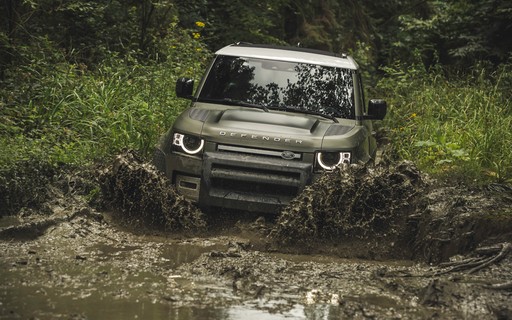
<box><xmin>195</xmin><ymin>21</ymin><xmax>205</xmax><ymax>28</ymax></box>
<box><xmin>192</xmin><ymin>32</ymin><xmax>201</xmax><ymax>39</ymax></box>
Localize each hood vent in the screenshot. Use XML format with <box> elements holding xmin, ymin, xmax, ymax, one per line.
<box><xmin>324</xmin><ymin>125</ymin><xmax>353</xmax><ymax>136</ymax></box>
<box><xmin>189</xmin><ymin>108</ymin><xmax>210</xmax><ymax>122</ymax></box>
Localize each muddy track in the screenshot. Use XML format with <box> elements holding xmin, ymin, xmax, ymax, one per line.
<box><xmin>1</xmin><ymin>151</ymin><xmax>512</xmax><ymax>319</ymax></box>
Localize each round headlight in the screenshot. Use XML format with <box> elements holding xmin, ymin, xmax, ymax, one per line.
<box><xmin>182</xmin><ymin>135</ymin><xmax>204</xmax><ymax>153</ymax></box>
<box><xmin>316</xmin><ymin>152</ymin><xmax>351</xmax><ymax>170</ymax></box>
<box><xmin>173</xmin><ymin>133</ymin><xmax>204</xmax><ymax>155</ymax></box>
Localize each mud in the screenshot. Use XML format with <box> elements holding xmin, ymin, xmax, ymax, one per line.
<box><xmin>1</xmin><ymin>151</ymin><xmax>512</xmax><ymax>319</ymax></box>
<box><xmin>98</xmin><ymin>150</ymin><xmax>206</xmax><ymax>231</ymax></box>
<box><xmin>0</xmin><ymin>159</ymin><xmax>56</xmax><ymax>216</ymax></box>
<box><xmin>269</xmin><ymin>161</ymin><xmax>425</xmax><ymax>261</ymax></box>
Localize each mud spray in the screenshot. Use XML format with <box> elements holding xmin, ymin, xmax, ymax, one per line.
<box><xmin>270</xmin><ymin>161</ymin><xmax>424</xmax><ymax>258</ymax></box>
<box><xmin>2</xmin><ymin>150</ymin><xmax>509</xmax><ymax>262</ymax></box>
<box><xmin>96</xmin><ymin>151</ymin><xmax>512</xmax><ymax>263</ymax></box>
<box><xmin>98</xmin><ymin>150</ymin><xmax>206</xmax><ymax>231</ymax></box>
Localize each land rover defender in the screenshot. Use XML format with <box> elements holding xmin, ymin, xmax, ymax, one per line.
<box><xmin>153</xmin><ymin>43</ymin><xmax>387</xmax><ymax>213</ymax></box>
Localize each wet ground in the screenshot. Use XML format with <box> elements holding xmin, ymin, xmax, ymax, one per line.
<box><xmin>1</xmin><ymin>152</ymin><xmax>512</xmax><ymax>319</ymax></box>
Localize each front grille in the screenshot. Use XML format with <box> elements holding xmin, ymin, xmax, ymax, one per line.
<box><xmin>202</xmin><ymin>151</ymin><xmax>312</xmax><ymax>209</ymax></box>
<box><xmin>217</xmin><ymin>144</ymin><xmax>302</xmax><ymax>160</ymax></box>
<box><xmin>210</xmin><ymin>163</ymin><xmax>301</xmax><ymax>197</ymax></box>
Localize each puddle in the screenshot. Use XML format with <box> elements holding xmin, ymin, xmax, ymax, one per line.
<box><xmin>1</xmin><ymin>225</ymin><xmax>437</xmax><ymax>320</ymax></box>
<box><xmin>161</xmin><ymin>242</ymin><xmax>228</xmax><ymax>269</ymax></box>
<box><xmin>88</xmin><ymin>241</ymin><xmax>228</xmax><ymax>269</ymax></box>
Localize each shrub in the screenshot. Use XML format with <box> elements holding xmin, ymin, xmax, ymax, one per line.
<box><xmin>0</xmin><ymin>27</ymin><xmax>211</xmax><ymax>169</ymax></box>
<box><xmin>377</xmin><ymin>60</ymin><xmax>512</xmax><ymax>183</ymax></box>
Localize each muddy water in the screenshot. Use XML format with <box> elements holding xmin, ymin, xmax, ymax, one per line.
<box><xmin>1</xmin><ymin>213</ymin><xmax>511</xmax><ymax>320</ymax></box>
<box><xmin>0</xmin><ymin>215</ymin><xmax>223</xmax><ymax>319</ymax></box>
<box><xmin>0</xmin><ymin>216</ymin><xmax>393</xmax><ymax>320</ymax></box>
<box><xmin>2</xmin><ymin>153</ymin><xmax>512</xmax><ymax>319</ymax></box>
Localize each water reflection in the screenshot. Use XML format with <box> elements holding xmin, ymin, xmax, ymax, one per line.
<box><xmin>0</xmin><ymin>228</ymin><xmax>420</xmax><ymax>320</ymax></box>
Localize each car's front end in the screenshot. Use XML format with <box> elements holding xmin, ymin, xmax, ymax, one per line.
<box><xmin>153</xmin><ymin>43</ymin><xmax>386</xmax><ymax>213</ymax></box>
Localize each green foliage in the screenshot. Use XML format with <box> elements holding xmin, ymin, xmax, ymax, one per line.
<box><xmin>0</xmin><ymin>0</ymin><xmax>179</xmax><ymax>68</ymax></box>
<box><xmin>174</xmin><ymin>0</ymin><xmax>289</xmax><ymax>49</ymax></box>
<box><xmin>2</xmin><ymin>0</ymin><xmax>512</xmax><ymax>187</ymax></box>
<box><xmin>385</xmin><ymin>0</ymin><xmax>512</xmax><ymax>67</ymax></box>
<box><xmin>378</xmin><ymin>59</ymin><xmax>512</xmax><ymax>183</ymax></box>
<box><xmin>0</xmin><ymin>26</ymin><xmax>210</xmax><ymax>169</ymax></box>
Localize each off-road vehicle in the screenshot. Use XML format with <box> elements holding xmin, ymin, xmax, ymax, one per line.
<box><xmin>153</xmin><ymin>43</ymin><xmax>387</xmax><ymax>213</ymax></box>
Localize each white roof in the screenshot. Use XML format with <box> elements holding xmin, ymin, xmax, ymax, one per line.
<box><xmin>216</xmin><ymin>44</ymin><xmax>358</xmax><ymax>70</ymax></box>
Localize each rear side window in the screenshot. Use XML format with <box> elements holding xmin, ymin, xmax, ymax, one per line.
<box><xmin>199</xmin><ymin>55</ymin><xmax>355</xmax><ymax>119</ymax></box>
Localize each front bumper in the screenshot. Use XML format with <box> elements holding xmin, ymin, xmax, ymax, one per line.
<box><xmin>167</xmin><ymin>151</ymin><xmax>313</xmax><ymax>213</ymax></box>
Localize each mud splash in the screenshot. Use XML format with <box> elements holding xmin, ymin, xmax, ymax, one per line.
<box><xmin>2</xmin><ymin>150</ymin><xmax>511</xmax><ymax>263</ymax></box>
<box><xmin>98</xmin><ymin>150</ymin><xmax>206</xmax><ymax>231</ymax></box>
<box><xmin>269</xmin><ymin>160</ymin><xmax>512</xmax><ymax>263</ymax></box>
<box><xmin>271</xmin><ymin>161</ymin><xmax>424</xmax><ymax>247</ymax></box>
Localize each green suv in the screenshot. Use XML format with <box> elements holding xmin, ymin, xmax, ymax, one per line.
<box><xmin>153</xmin><ymin>43</ymin><xmax>386</xmax><ymax>213</ymax></box>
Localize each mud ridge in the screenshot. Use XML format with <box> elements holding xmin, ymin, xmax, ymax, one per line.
<box><xmin>0</xmin><ymin>160</ymin><xmax>56</xmax><ymax>216</ymax></box>
<box><xmin>0</xmin><ymin>205</ymin><xmax>101</xmax><ymax>240</ymax></box>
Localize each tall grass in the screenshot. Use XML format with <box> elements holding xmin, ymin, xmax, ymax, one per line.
<box><xmin>0</xmin><ymin>29</ymin><xmax>211</xmax><ymax>169</ymax></box>
<box><xmin>2</xmin><ymin>34</ymin><xmax>511</xmax><ymax>185</ymax></box>
<box><xmin>377</xmin><ymin>61</ymin><xmax>512</xmax><ymax>183</ymax></box>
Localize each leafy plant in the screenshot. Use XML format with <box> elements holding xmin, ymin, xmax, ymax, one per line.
<box><xmin>378</xmin><ymin>59</ymin><xmax>512</xmax><ymax>183</ymax></box>
<box><xmin>0</xmin><ymin>24</ymin><xmax>210</xmax><ymax>170</ymax></box>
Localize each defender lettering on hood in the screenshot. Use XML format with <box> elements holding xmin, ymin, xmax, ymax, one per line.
<box><xmin>219</xmin><ymin>131</ymin><xmax>303</xmax><ymax>144</ymax></box>
<box><xmin>153</xmin><ymin>43</ymin><xmax>387</xmax><ymax>213</ymax></box>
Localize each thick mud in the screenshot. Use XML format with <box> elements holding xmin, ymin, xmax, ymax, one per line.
<box><xmin>1</xmin><ymin>151</ymin><xmax>512</xmax><ymax>319</ymax></box>
<box><xmin>99</xmin><ymin>150</ymin><xmax>206</xmax><ymax>231</ymax></box>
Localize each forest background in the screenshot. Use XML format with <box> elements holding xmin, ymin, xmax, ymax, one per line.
<box><xmin>1</xmin><ymin>0</ymin><xmax>511</xmax><ymax>204</ymax></box>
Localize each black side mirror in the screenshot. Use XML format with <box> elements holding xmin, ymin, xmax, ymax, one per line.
<box><xmin>367</xmin><ymin>99</ymin><xmax>387</xmax><ymax>120</ymax></box>
<box><xmin>175</xmin><ymin>77</ymin><xmax>194</xmax><ymax>99</ymax></box>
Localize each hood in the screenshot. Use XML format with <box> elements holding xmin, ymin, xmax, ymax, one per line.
<box><xmin>182</xmin><ymin>104</ymin><xmax>358</xmax><ymax>151</ymax></box>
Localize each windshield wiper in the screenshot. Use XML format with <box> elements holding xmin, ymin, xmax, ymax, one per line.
<box><xmin>197</xmin><ymin>98</ymin><xmax>269</xmax><ymax>112</ymax></box>
<box><xmin>271</xmin><ymin>105</ymin><xmax>339</xmax><ymax>123</ymax></box>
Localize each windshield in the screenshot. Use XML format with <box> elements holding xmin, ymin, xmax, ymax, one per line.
<box><xmin>198</xmin><ymin>55</ymin><xmax>355</xmax><ymax>119</ymax></box>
